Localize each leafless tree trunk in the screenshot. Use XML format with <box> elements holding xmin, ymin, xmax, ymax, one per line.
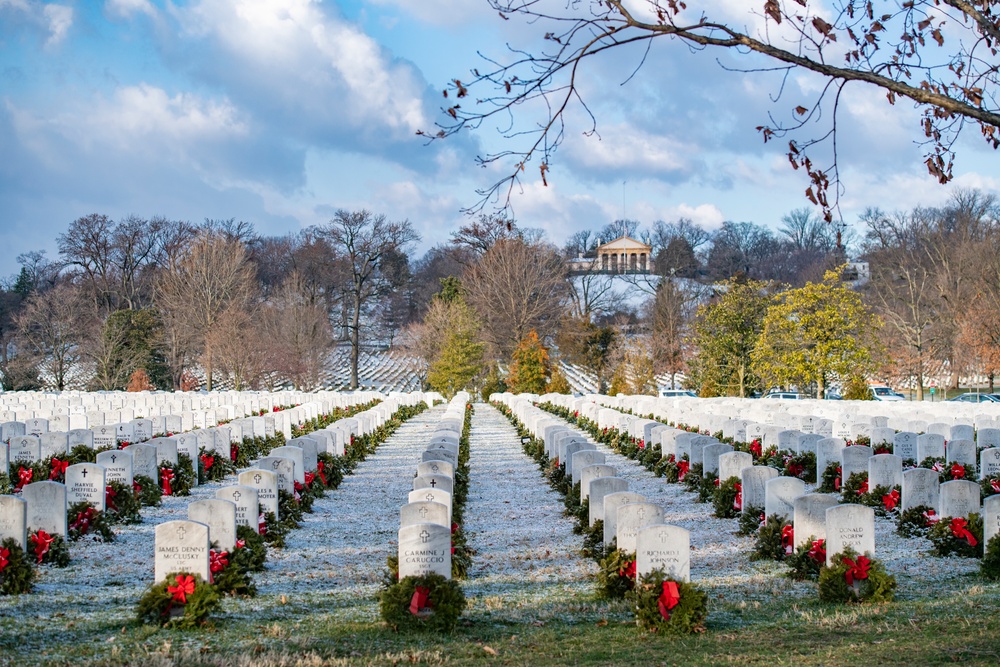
<box><xmin>16</xmin><ymin>282</ymin><xmax>95</xmax><ymax>390</ymax></box>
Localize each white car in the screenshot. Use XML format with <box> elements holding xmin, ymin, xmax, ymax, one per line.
<box><xmin>870</xmin><ymin>386</ymin><xmax>905</xmax><ymax>401</ymax></box>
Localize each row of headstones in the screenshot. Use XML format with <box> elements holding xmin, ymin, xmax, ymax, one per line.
<box><xmin>527</xmin><ymin>394</ymin><xmax>1000</xmax><ymax>561</ymax></box>
<box><xmin>397</xmin><ymin>394</ymin><xmax>469</xmax><ymax>580</ymax></box>
<box><xmin>504</xmin><ymin>397</ymin><xmax>690</xmax><ymax>582</ymax></box>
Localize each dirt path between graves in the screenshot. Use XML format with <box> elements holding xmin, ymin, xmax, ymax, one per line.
<box><xmin>460</xmin><ymin>404</ymin><xmax>597</xmax><ymax>622</ymax></box>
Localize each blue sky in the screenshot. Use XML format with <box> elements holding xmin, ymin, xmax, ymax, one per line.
<box><xmin>1</xmin><ymin>0</ymin><xmax>998</xmax><ymax>278</ymax></box>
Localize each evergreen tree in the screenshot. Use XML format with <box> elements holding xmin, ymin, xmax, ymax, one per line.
<box><xmin>547</xmin><ymin>363</ymin><xmax>572</xmax><ymax>394</ymax></box>
<box><xmin>507</xmin><ymin>330</ymin><xmax>549</xmax><ymax>394</ymax></box>
<box><xmin>426</xmin><ymin>300</ymin><xmax>484</xmax><ymax>399</ymax></box>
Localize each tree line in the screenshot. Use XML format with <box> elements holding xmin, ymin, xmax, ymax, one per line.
<box><xmin>3</xmin><ymin>189</ymin><xmax>997</xmax><ymax>397</ymax></box>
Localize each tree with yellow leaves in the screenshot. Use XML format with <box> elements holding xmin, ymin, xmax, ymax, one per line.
<box><xmin>507</xmin><ymin>330</ymin><xmax>550</xmax><ymax>394</ymax></box>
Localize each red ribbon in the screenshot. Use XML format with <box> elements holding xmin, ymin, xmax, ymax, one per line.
<box><xmin>316</xmin><ymin>461</ymin><xmax>328</xmax><ymax>486</ymax></box>
<box><xmin>70</xmin><ymin>507</ymin><xmax>96</xmax><ymax>535</ymax></box>
<box><xmin>923</xmin><ymin>509</ymin><xmax>939</xmax><ymax>525</ymax></box>
<box><xmin>30</xmin><ymin>530</ymin><xmax>53</xmax><ymax>564</ymax></box>
<box><xmin>733</xmin><ymin>483</ymin><xmax>743</xmax><ymax>511</ymax></box>
<box><xmin>677</xmin><ymin>460</ymin><xmax>690</xmax><ymax>481</ymax></box>
<box><xmin>638</xmin><ymin>439</ymin><xmax>645</xmax><ymax>450</ymax></box>
<box><xmin>618</xmin><ymin>559</ymin><xmax>636</xmax><ymax>579</ymax></box>
<box><xmin>258</xmin><ymin>513</ymin><xmax>267</xmax><ymax>535</ymax></box>
<box><xmin>781</xmin><ymin>525</ymin><xmax>794</xmax><ymax>555</ymax></box>
<box><xmin>161</xmin><ymin>468</ymin><xmax>174</xmax><ymax>496</ymax></box>
<box><xmin>834</xmin><ymin>467</ymin><xmax>842</xmax><ymax>491</ymax></box>
<box><xmin>807</xmin><ymin>539</ymin><xmax>826</xmax><ymax>564</ymax></box>
<box><xmin>0</xmin><ymin>547</ymin><xmax>9</xmax><ymax>573</ymax></box>
<box><xmin>950</xmin><ymin>463</ymin><xmax>966</xmax><ymax>480</ymax></box>
<box><xmin>657</xmin><ymin>581</ymin><xmax>681</xmax><ymax>620</ymax></box>
<box><xmin>200</xmin><ymin>454</ymin><xmax>215</xmax><ymax>472</ymax></box>
<box><xmin>787</xmin><ymin>462</ymin><xmax>804</xmax><ymax>478</ymax></box>
<box><xmin>168</xmin><ymin>574</ymin><xmax>196</xmax><ymax>604</ymax></box>
<box><xmin>132</xmin><ymin>479</ymin><xmax>142</xmax><ymax>497</ymax></box>
<box><xmin>932</xmin><ymin>462</ymin><xmax>944</xmax><ymax>472</ymax></box>
<box><xmin>882</xmin><ymin>489</ymin><xmax>900</xmax><ymax>511</ymax></box>
<box><xmin>49</xmin><ymin>457</ymin><xmax>69</xmax><ymax>480</ymax></box>
<box><xmin>992</xmin><ymin>479</ymin><xmax>1000</xmax><ymax>494</ymax></box>
<box><xmin>857</xmin><ymin>480</ymin><xmax>869</xmax><ymax>496</ymax></box>
<box><xmin>409</xmin><ymin>585</ymin><xmax>432</xmax><ymax>615</ymax></box>
<box><xmin>209</xmin><ymin>550</ymin><xmax>229</xmax><ymax>583</ymax></box>
<box><xmin>105</xmin><ymin>485</ymin><xmax>118</xmax><ymax>512</ymax></box>
<box><xmin>842</xmin><ymin>555</ymin><xmax>871</xmax><ymax>586</ymax></box>
<box><xmin>750</xmin><ymin>440</ymin><xmax>762</xmax><ymax>458</ymax></box>
<box><xmin>950</xmin><ymin>517</ymin><xmax>978</xmax><ymax>546</ymax></box>
<box><xmin>16</xmin><ymin>467</ymin><xmax>33</xmax><ymax>489</ymax></box>
<box><xmin>305</xmin><ymin>471</ymin><xmax>316</xmax><ymax>488</ymax></box>
<box><xmin>230</xmin><ymin>443</ymin><xmax>238</xmax><ymax>463</ymax></box>
<box><xmin>236</xmin><ymin>539</ymin><xmax>246</xmax><ymax>549</ymax></box>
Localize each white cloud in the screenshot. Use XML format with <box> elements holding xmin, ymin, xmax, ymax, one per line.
<box><xmin>105</xmin><ymin>0</ymin><xmax>158</xmax><ymax>20</ymax></box>
<box><xmin>0</xmin><ymin>1</ymin><xmax>73</xmax><ymax>47</ymax></box>
<box><xmin>42</xmin><ymin>4</ymin><xmax>72</xmax><ymax>46</ymax></box>
<box><xmin>562</xmin><ymin>123</ymin><xmax>693</xmax><ymax>178</ymax></box>
<box><xmin>364</xmin><ymin>0</ymin><xmax>493</xmax><ymax>27</ymax></box>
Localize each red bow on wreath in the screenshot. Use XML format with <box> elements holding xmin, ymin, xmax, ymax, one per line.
<box><xmin>293</xmin><ymin>481</ymin><xmax>303</xmax><ymax>504</ymax></box>
<box><xmin>949</xmin><ymin>517</ymin><xmax>978</xmax><ymax>546</ymax></box>
<box><xmin>49</xmin><ymin>457</ymin><xmax>69</xmax><ymax>480</ymax></box>
<box><xmin>932</xmin><ymin>462</ymin><xmax>944</xmax><ymax>473</ymax></box>
<box><xmin>160</xmin><ymin>468</ymin><xmax>175</xmax><ymax>496</ymax></box>
<box><xmin>950</xmin><ymin>463</ymin><xmax>966</xmax><ymax>480</ymax></box>
<box><xmin>638</xmin><ymin>439</ymin><xmax>645</xmax><ymax>450</ymax></box>
<box><xmin>30</xmin><ymin>530</ymin><xmax>53</xmax><ymax>564</ymax></box>
<box><xmin>807</xmin><ymin>539</ymin><xmax>826</xmax><ymax>564</ymax></box>
<box><xmin>857</xmin><ymin>480</ymin><xmax>869</xmax><ymax>495</ymax></box>
<box><xmin>105</xmin><ymin>485</ymin><xmax>118</xmax><ymax>512</ymax></box>
<box><xmin>923</xmin><ymin>509</ymin><xmax>939</xmax><ymax>525</ymax></box>
<box><xmin>882</xmin><ymin>489</ymin><xmax>900</xmax><ymax>511</ymax></box>
<box><xmin>236</xmin><ymin>539</ymin><xmax>246</xmax><ymax>549</ymax></box>
<box><xmin>199</xmin><ymin>454</ymin><xmax>215</xmax><ymax>472</ymax></box>
<box><xmin>750</xmin><ymin>440</ymin><xmax>762</xmax><ymax>458</ymax></box>
<box><xmin>834</xmin><ymin>467</ymin><xmax>842</xmax><ymax>491</ymax></box>
<box><xmin>132</xmin><ymin>479</ymin><xmax>142</xmax><ymax>497</ymax></box>
<box><xmin>677</xmin><ymin>460</ymin><xmax>690</xmax><ymax>481</ymax></box>
<box><xmin>229</xmin><ymin>443</ymin><xmax>239</xmax><ymax>463</ymax></box>
<box><xmin>258</xmin><ymin>512</ymin><xmax>267</xmax><ymax>536</ymax></box>
<box><xmin>990</xmin><ymin>479</ymin><xmax>1000</xmax><ymax>494</ymax></box>
<box><xmin>168</xmin><ymin>574</ymin><xmax>196</xmax><ymax>604</ymax></box>
<box><xmin>16</xmin><ymin>467</ymin><xmax>33</xmax><ymax>489</ymax></box>
<box><xmin>0</xmin><ymin>546</ymin><xmax>10</xmax><ymax>573</ymax></box>
<box><xmin>781</xmin><ymin>525</ymin><xmax>795</xmax><ymax>555</ymax></box>
<box><xmin>842</xmin><ymin>555</ymin><xmax>871</xmax><ymax>586</ymax></box>
<box><xmin>316</xmin><ymin>461</ymin><xmax>328</xmax><ymax>486</ymax></box>
<box><xmin>70</xmin><ymin>507</ymin><xmax>96</xmax><ymax>535</ymax></box>
<box><xmin>409</xmin><ymin>585</ymin><xmax>432</xmax><ymax>615</ymax></box>
<box><xmin>209</xmin><ymin>550</ymin><xmax>229</xmax><ymax>583</ymax></box>
<box><xmin>618</xmin><ymin>559</ymin><xmax>636</xmax><ymax>580</ymax></box>
<box><xmin>733</xmin><ymin>483</ymin><xmax>743</xmax><ymax>511</ymax></box>
<box><xmin>787</xmin><ymin>462</ymin><xmax>804</xmax><ymax>478</ymax></box>
<box><xmin>304</xmin><ymin>471</ymin><xmax>316</xmax><ymax>488</ymax></box>
<box><xmin>657</xmin><ymin>581</ymin><xmax>681</xmax><ymax>620</ymax></box>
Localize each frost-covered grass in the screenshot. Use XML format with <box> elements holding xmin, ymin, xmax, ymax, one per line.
<box><xmin>1</xmin><ymin>405</ymin><xmax>999</xmax><ymax>666</ymax></box>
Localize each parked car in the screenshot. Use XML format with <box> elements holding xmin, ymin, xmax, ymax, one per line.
<box><xmin>762</xmin><ymin>391</ymin><xmax>805</xmax><ymax>400</ymax></box>
<box><xmin>869</xmin><ymin>385</ymin><xmax>906</xmax><ymax>401</ymax></box>
<box><xmin>660</xmin><ymin>389</ymin><xmax>698</xmax><ymax>398</ymax></box>
<box><xmin>946</xmin><ymin>393</ymin><xmax>1000</xmax><ymax>403</ymax></box>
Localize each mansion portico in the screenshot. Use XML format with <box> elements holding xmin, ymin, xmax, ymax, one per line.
<box><xmin>567</xmin><ymin>236</ymin><xmax>653</xmax><ymax>275</ymax></box>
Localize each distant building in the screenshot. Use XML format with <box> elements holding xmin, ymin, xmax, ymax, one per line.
<box><xmin>567</xmin><ymin>236</ymin><xmax>654</xmax><ymax>275</ymax></box>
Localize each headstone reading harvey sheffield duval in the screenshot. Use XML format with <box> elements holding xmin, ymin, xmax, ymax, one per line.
<box><xmin>0</xmin><ymin>495</ymin><xmax>27</xmax><ymax>550</ymax></box>
<box><xmin>636</xmin><ymin>524</ymin><xmax>690</xmax><ymax>581</ymax></box>
<box><xmin>154</xmin><ymin>520</ymin><xmax>210</xmax><ymax>584</ymax></box>
<box><xmin>824</xmin><ymin>503</ymin><xmax>875</xmax><ymax>567</ymax></box>
<box><xmin>65</xmin><ymin>463</ymin><xmax>107</xmax><ymax>512</ymax></box>
<box><xmin>397</xmin><ymin>523</ymin><xmax>451</xmax><ymax>578</ymax></box>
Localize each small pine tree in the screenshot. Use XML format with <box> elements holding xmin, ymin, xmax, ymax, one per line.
<box><xmin>508</xmin><ymin>330</ymin><xmax>550</xmax><ymax>394</ymax></box>
<box><xmin>480</xmin><ymin>363</ymin><xmax>507</xmax><ymax>401</ymax></box>
<box><xmin>427</xmin><ymin>327</ymin><xmax>484</xmax><ymax>399</ymax></box>
<box><xmin>126</xmin><ymin>368</ymin><xmax>155</xmax><ymax>392</ymax></box>
<box><xmin>548</xmin><ymin>364</ymin><xmax>572</xmax><ymax>394</ymax></box>
<box><xmin>608</xmin><ymin>361</ymin><xmax>630</xmax><ymax>396</ymax></box>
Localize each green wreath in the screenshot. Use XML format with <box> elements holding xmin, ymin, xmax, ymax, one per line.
<box><xmin>210</xmin><ymin>543</ymin><xmax>256</xmax><ymax>597</ymax></box>
<box><xmin>682</xmin><ymin>463</ymin><xmax>704</xmax><ymax>493</ymax></box>
<box><xmin>0</xmin><ymin>538</ymin><xmax>35</xmax><ymax>595</ymax></box>
<box><xmin>841</xmin><ymin>472</ymin><xmax>869</xmax><ymax>502</ymax></box>
<box><xmin>927</xmin><ymin>513</ymin><xmax>984</xmax><ymax>558</ymax></box>
<box><xmin>315</xmin><ymin>453</ymin><xmax>345</xmax><ymax>489</ymax></box>
<box><xmin>261</xmin><ymin>511</ymin><xmax>288</xmax><ymax>548</ymax></box>
<box><xmin>751</xmin><ymin>514</ymin><xmax>792</xmax><ymax>561</ymax></box>
<box><xmin>712</xmin><ymin>476</ymin><xmax>741</xmax><ymax>519</ymax></box>
<box><xmin>379</xmin><ymin>573</ymin><xmax>466</xmax><ymax>632</ymax></box>
<box><xmin>783</xmin><ymin>451</ymin><xmax>817</xmax><ymax>483</ymax></box>
<box><xmin>695</xmin><ymin>471</ymin><xmax>717</xmax><ymax>503</ymax></box>
<box><xmin>896</xmin><ymin>504</ymin><xmax>936</xmax><ymax>538</ymax></box>
<box><xmin>818</xmin><ymin>548</ymin><xmax>896</xmax><ymax>603</ymax></box>
<box><xmin>817</xmin><ymin>461</ymin><xmax>841</xmax><ymax>493</ymax></box>
<box><xmin>628</xmin><ymin>569</ymin><xmax>707</xmax><ymax>634</ymax></box>
<box><xmin>29</xmin><ymin>530</ymin><xmax>70</xmax><ymax>567</ymax></box>
<box><xmin>133</xmin><ymin>475</ymin><xmax>162</xmax><ymax>507</ymax></box>
<box><xmin>105</xmin><ymin>480</ymin><xmax>142</xmax><ymax>525</ymax></box>
<box><xmin>596</xmin><ymin>548</ymin><xmax>636</xmax><ymax>599</ymax></box>
<box><xmin>136</xmin><ymin>572</ymin><xmax>220</xmax><ymax>629</ymax></box>
<box><xmin>981</xmin><ymin>533</ymin><xmax>1000</xmax><ymax>580</ymax></box>
<box><xmin>737</xmin><ymin>506</ymin><xmax>765</xmax><ymax>536</ymax></box>
<box><xmin>235</xmin><ymin>525</ymin><xmax>267</xmax><ymax>572</ymax></box>
<box><xmin>582</xmin><ymin>519</ymin><xmax>607</xmax><ymax>562</ymax></box>
<box><xmin>67</xmin><ymin>501</ymin><xmax>115</xmax><ymax>542</ymax></box>
<box><xmin>197</xmin><ymin>449</ymin><xmax>236</xmax><ymax>484</ymax></box>
<box><xmin>785</xmin><ymin>535</ymin><xmax>826</xmax><ymax>581</ymax></box>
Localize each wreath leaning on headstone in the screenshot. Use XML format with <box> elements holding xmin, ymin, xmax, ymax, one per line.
<box><xmin>379</xmin><ymin>573</ymin><xmax>466</xmax><ymax>632</ymax></box>
<box><xmin>596</xmin><ymin>548</ymin><xmax>637</xmax><ymax>599</ymax></box>
<box><xmin>818</xmin><ymin>548</ymin><xmax>896</xmax><ymax>603</ymax></box>
<box><xmin>927</xmin><ymin>514</ymin><xmax>984</xmax><ymax>558</ymax></box>
<box><xmin>0</xmin><ymin>537</ymin><xmax>35</xmax><ymax>595</ymax></box>
<box><xmin>136</xmin><ymin>572</ymin><xmax>220</xmax><ymax>629</ymax></box>
<box><xmin>628</xmin><ymin>569</ymin><xmax>708</xmax><ymax>634</ymax></box>
<box><xmin>981</xmin><ymin>533</ymin><xmax>1000</xmax><ymax>580</ymax></box>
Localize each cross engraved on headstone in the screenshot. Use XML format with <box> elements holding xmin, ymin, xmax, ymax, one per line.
<box><xmin>429</xmin><ymin>479</ymin><xmax>437</xmax><ymax>487</ymax></box>
<box><xmin>431</xmin><ymin>464</ymin><xmax>439</xmax><ymax>472</ymax></box>
<box><xmin>418</xmin><ymin>507</ymin><xmax>428</xmax><ymax>518</ymax></box>
<box><xmin>637</xmin><ymin>507</ymin><xmax>646</xmax><ymax>521</ymax></box>
<box><xmin>176</xmin><ymin>526</ymin><xmax>186</xmax><ymax>540</ymax></box>
<box><xmin>272</xmin><ymin>461</ymin><xmax>280</xmax><ymax>469</ymax></box>
<box><xmin>425</xmin><ymin>493</ymin><xmax>435</xmax><ymax>502</ymax></box>
<box><xmin>660</xmin><ymin>531</ymin><xmax>670</xmax><ymax>544</ymax></box>
<box><xmin>254</xmin><ymin>473</ymin><xmax>262</xmax><ymax>484</ymax></box>
<box><xmin>419</xmin><ymin>529</ymin><xmax>430</xmax><ymax>543</ymax></box>
<box><xmin>81</xmin><ymin>469</ymin><xmax>87</xmax><ymax>478</ymax></box>
<box><xmin>110</xmin><ymin>454</ymin><xmax>117</xmax><ymax>463</ymax></box>
<box><xmin>233</xmin><ymin>491</ymin><xmax>241</xmax><ymax>502</ymax></box>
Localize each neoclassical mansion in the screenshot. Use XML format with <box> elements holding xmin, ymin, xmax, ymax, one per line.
<box><xmin>566</xmin><ymin>236</ymin><xmax>653</xmax><ymax>275</ymax></box>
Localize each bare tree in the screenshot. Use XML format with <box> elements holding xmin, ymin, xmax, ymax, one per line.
<box><xmin>260</xmin><ymin>272</ymin><xmax>334</xmax><ymax>390</ymax></box>
<box><xmin>320</xmin><ymin>210</ymin><xmax>419</xmax><ymax>390</ymax></box>
<box><xmin>464</xmin><ymin>237</ymin><xmax>568</xmax><ymax>359</ymax></box>
<box><xmin>208</xmin><ymin>306</ymin><xmax>269</xmax><ymax>391</ymax></box>
<box><xmin>449</xmin><ymin>213</ymin><xmax>521</xmax><ymax>260</ymax></box>
<box><xmin>428</xmin><ymin>1</ymin><xmax>1000</xmax><ymax>219</ymax></box>
<box><xmin>16</xmin><ymin>282</ymin><xmax>94</xmax><ymax>390</ymax></box>
<box><xmin>155</xmin><ymin>231</ymin><xmax>257</xmax><ymax>390</ymax></box>
<box><xmin>646</xmin><ymin>277</ymin><xmax>704</xmax><ymax>389</ymax></box>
